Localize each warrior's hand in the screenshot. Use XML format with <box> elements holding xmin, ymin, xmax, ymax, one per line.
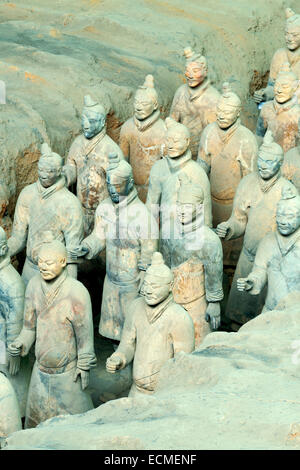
<box><xmin>106</xmin><ymin>353</ymin><xmax>124</xmax><ymax>374</ymax></box>
<box><xmin>73</xmin><ymin>368</ymin><xmax>89</xmax><ymax>390</ymax></box>
<box><xmin>216</xmin><ymin>221</ymin><xmax>229</xmax><ymax>239</ymax></box>
<box><xmin>7</xmin><ymin>339</ymin><xmax>23</xmax><ymax>357</ymax></box>
<box><xmin>237</xmin><ymin>277</ymin><xmax>254</xmax><ymax>292</ymax></box>
<box><xmin>205</xmin><ymin>302</ymin><xmax>221</xmax><ymax>331</ymax></box>
<box><xmin>253</xmin><ymin>88</ymin><xmax>265</xmax><ymax>104</ymax></box>
<box><xmin>7</xmin><ymin>354</ymin><xmax>20</xmax><ymax>376</ymax></box>
<box><xmin>73</xmin><ymin>244</ymin><xmax>90</xmax><ymax>258</ymax></box>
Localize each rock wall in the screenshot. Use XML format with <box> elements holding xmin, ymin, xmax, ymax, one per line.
<box><xmin>0</xmin><ymin>0</ymin><xmax>298</xmax><ymax>214</ymax></box>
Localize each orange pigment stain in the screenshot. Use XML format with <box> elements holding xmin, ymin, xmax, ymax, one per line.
<box><xmin>24</xmin><ymin>72</ymin><xmax>47</xmax><ymax>84</ymax></box>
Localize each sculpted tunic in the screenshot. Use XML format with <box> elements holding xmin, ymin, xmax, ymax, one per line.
<box><xmin>282</xmin><ymin>146</ymin><xmax>300</xmax><ymax>192</ymax></box>
<box><xmin>223</xmin><ymin>172</ymin><xmax>296</xmax><ymax>324</ymax></box>
<box><xmin>119</xmin><ymin>110</ymin><xmax>166</xmax><ymax>202</ymax></box>
<box><xmin>7</xmin><ymin>177</ymin><xmax>83</xmax><ymax>285</ymax></box>
<box><xmin>0</xmin><ymin>372</ymin><xmax>21</xmax><ymax>437</ymax></box>
<box><xmin>248</xmin><ymin>229</ymin><xmax>300</xmax><ymax>313</ymax></box>
<box><xmin>146</xmin><ymin>149</ymin><xmax>212</xmax><ymax>262</ymax></box>
<box><xmin>64</xmin><ymin>128</ymin><xmax>124</xmax><ymax>235</ymax></box>
<box><xmin>84</xmin><ymin>188</ymin><xmax>158</xmax><ymax>341</ymax></box>
<box><xmin>21</xmin><ymin>270</ymin><xmax>96</xmax><ymax>428</ymax></box>
<box><xmin>164</xmin><ymin>221</ymin><xmax>223</xmax><ymax>346</ymax></box>
<box><xmin>256</xmin><ymin>97</ymin><xmax>300</xmax><ymax>153</ymax></box>
<box><xmin>198</xmin><ymin>120</ymin><xmax>257</xmax><ymax>264</ymax></box>
<box><xmin>170</xmin><ymin>79</ymin><xmax>220</xmax><ymax>158</ymax></box>
<box><xmin>116</xmin><ymin>294</ymin><xmax>195</xmax><ymax>395</ymax></box>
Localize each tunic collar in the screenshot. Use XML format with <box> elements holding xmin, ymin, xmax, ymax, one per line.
<box><xmin>286</xmin><ymin>48</ymin><xmax>300</xmax><ymax>67</ymax></box>
<box><xmin>258</xmin><ymin>170</ymin><xmax>281</xmax><ymax>193</ymax></box>
<box><xmin>40</xmin><ymin>268</ymin><xmax>68</xmax><ymax>306</ymax></box>
<box><xmin>166</xmin><ymin>149</ymin><xmax>192</xmax><ymax>173</ymax></box>
<box><xmin>145</xmin><ymin>293</ymin><xmax>174</xmax><ymax>324</ymax></box>
<box><xmin>216</xmin><ymin>118</ymin><xmax>240</xmax><ymax>145</ymax></box>
<box><xmin>188</xmin><ymin>78</ymin><xmax>211</xmax><ymax>102</ymax></box>
<box><xmin>275</xmin><ymin>226</ymin><xmax>300</xmax><ymax>256</ymax></box>
<box><xmin>113</xmin><ymin>186</ymin><xmax>138</xmax><ymax>211</ymax></box>
<box><xmin>273</xmin><ymin>95</ymin><xmax>298</xmax><ymax>115</ymax></box>
<box><xmin>134</xmin><ymin>109</ymin><xmax>160</xmax><ymax>132</ymax></box>
<box><xmin>36</xmin><ymin>176</ymin><xmax>66</xmax><ymax>200</ymax></box>
<box><xmin>83</xmin><ymin>127</ymin><xmax>106</xmax><ymax>157</ymax></box>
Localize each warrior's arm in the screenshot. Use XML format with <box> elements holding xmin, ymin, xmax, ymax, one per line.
<box><xmin>62</xmin><ymin>201</ymin><xmax>84</xmax><ymax>268</ymax></box>
<box><xmin>146</xmin><ymin>168</ymin><xmax>162</xmax><ymax>225</ymax></box>
<box><xmin>201</xmin><ymin>170</ymin><xmax>213</xmax><ymax>228</ymax></box>
<box><xmin>6</xmin><ymin>285</ymin><xmax>25</xmax><ymax>345</ymax></box>
<box><xmin>222</xmin><ymin>177</ymin><xmax>250</xmax><ymax>240</ymax></box>
<box><xmin>113</xmin><ymin>307</ymin><xmax>137</xmax><ymax>368</ymax></box>
<box><xmin>169</xmin><ymin>88</ymin><xmax>182</xmax><ymax>122</ymax></box>
<box><xmin>119</xmin><ymin>124</ymin><xmax>130</xmax><ymax>162</ymax></box>
<box><xmin>246</xmin><ymin>237</ymin><xmax>270</xmax><ymax>295</ymax></box>
<box><xmin>8</xmin><ymin>282</ymin><xmax>36</xmax><ymax>357</ymax></box>
<box><xmin>71</xmin><ymin>286</ymin><xmax>97</xmax><ymax>371</ymax></box>
<box><xmin>138</xmin><ymin>210</ymin><xmax>159</xmax><ymax>271</ymax></box>
<box><xmin>63</xmin><ymin>140</ymin><xmax>79</xmax><ymax>187</ymax></box>
<box><xmin>202</xmin><ymin>238</ymin><xmax>224</xmax><ymax>303</ymax></box>
<box><xmin>7</xmin><ymin>190</ymin><xmax>29</xmax><ymax>256</ymax></box>
<box><xmin>172</xmin><ymin>310</ymin><xmax>195</xmax><ymax>355</ymax></box>
<box><xmin>256</xmin><ymin>113</ymin><xmax>267</xmax><ymax>138</ymax></box>
<box><xmin>197</xmin><ymin>126</ymin><xmax>212</xmax><ymax>175</ymax></box>
<box><xmin>82</xmin><ymin>208</ymin><xmax>106</xmax><ymax>259</ymax></box>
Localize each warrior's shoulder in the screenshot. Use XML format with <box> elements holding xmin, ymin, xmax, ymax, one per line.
<box><xmin>120</xmin><ymin>117</ymin><xmax>135</xmax><ymax>133</ymax></box>
<box><xmin>271</xmin><ymin>48</ymin><xmax>289</xmax><ymax>64</ymax></box>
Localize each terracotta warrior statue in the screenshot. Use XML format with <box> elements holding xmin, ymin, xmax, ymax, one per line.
<box><xmin>64</xmin><ymin>95</ymin><xmax>124</xmax><ymax>236</ymax></box>
<box><xmin>282</xmin><ymin>117</ymin><xmax>300</xmax><ymax>191</ymax></box>
<box><xmin>256</xmin><ymin>63</ymin><xmax>300</xmax><ymax>153</ymax></box>
<box><xmin>119</xmin><ymin>75</ymin><xmax>166</xmax><ymax>202</ymax></box>
<box><xmin>146</xmin><ymin>117</ymin><xmax>212</xmax><ymax>263</ymax></box>
<box><xmin>7</xmin><ymin>143</ymin><xmax>83</xmax><ymax>285</ymax></box>
<box><xmin>198</xmin><ymin>82</ymin><xmax>258</xmax><ymax>265</ymax></box>
<box><xmin>0</xmin><ymin>183</ymin><xmax>12</xmax><ymax>237</ymax></box>
<box><xmin>77</xmin><ymin>153</ymin><xmax>158</xmax><ymax>341</ymax></box>
<box><xmin>170</xmin><ymin>47</ymin><xmax>220</xmax><ymax>159</ymax></box>
<box><xmin>106</xmin><ymin>252</ymin><xmax>195</xmax><ymax>396</ymax></box>
<box><xmin>0</xmin><ymin>372</ymin><xmax>21</xmax><ymax>438</ymax></box>
<box><xmin>254</xmin><ymin>8</ymin><xmax>300</xmax><ymax>104</ymax></box>
<box><xmin>163</xmin><ymin>174</ymin><xmax>223</xmax><ymax>346</ymax></box>
<box><xmin>8</xmin><ymin>241</ymin><xmax>96</xmax><ymax>428</ymax></box>
<box><xmin>0</xmin><ymin>227</ymin><xmax>27</xmax><ymax>412</ymax></box>
<box><xmin>237</xmin><ymin>186</ymin><xmax>300</xmax><ymax>313</ymax></box>
<box><xmin>216</xmin><ymin>130</ymin><xmax>297</xmax><ymax>325</ymax></box>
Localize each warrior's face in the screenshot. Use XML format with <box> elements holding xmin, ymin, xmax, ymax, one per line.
<box><xmin>143</xmin><ymin>274</ymin><xmax>171</xmax><ymax>306</ymax></box>
<box><xmin>38</xmin><ymin>249</ymin><xmax>67</xmax><ymax>281</ymax></box>
<box><xmin>134</xmin><ymin>89</ymin><xmax>157</xmax><ymax>121</ymax></box>
<box><xmin>165</xmin><ymin>128</ymin><xmax>189</xmax><ymax>158</ymax></box>
<box><xmin>285</xmin><ymin>24</ymin><xmax>300</xmax><ymax>51</ymax></box>
<box><xmin>106</xmin><ymin>173</ymin><xmax>134</xmax><ymax>204</ymax></box>
<box><xmin>176</xmin><ymin>202</ymin><xmax>197</xmax><ymax>225</ymax></box>
<box><xmin>276</xmin><ymin>204</ymin><xmax>300</xmax><ymax>236</ymax></box>
<box><xmin>217</xmin><ymin>100</ymin><xmax>240</xmax><ymax>129</ymax></box>
<box><xmin>38</xmin><ymin>159</ymin><xmax>62</xmax><ymax>188</ymax></box>
<box><xmin>274</xmin><ymin>76</ymin><xmax>297</xmax><ymax>104</ymax></box>
<box><xmin>82</xmin><ymin>110</ymin><xmax>105</xmax><ymax>139</ymax></box>
<box><xmin>185</xmin><ymin>61</ymin><xmax>206</xmax><ymax>88</ymax></box>
<box><xmin>257</xmin><ymin>153</ymin><xmax>282</xmax><ymax>180</ymax></box>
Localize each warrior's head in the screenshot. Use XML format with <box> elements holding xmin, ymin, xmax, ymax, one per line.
<box><xmin>38</xmin><ymin>143</ymin><xmax>63</xmax><ymax>189</ymax></box>
<box><xmin>217</xmin><ymin>82</ymin><xmax>241</xmax><ymax>130</ymax></box>
<box><xmin>106</xmin><ymin>153</ymin><xmax>134</xmax><ymax>204</ymax></box>
<box><xmin>38</xmin><ymin>240</ymin><xmax>67</xmax><ymax>281</ymax></box>
<box><xmin>134</xmin><ymin>74</ymin><xmax>158</xmax><ymax>121</ymax></box>
<box><xmin>164</xmin><ymin>117</ymin><xmax>190</xmax><ymax>158</ymax></box>
<box><xmin>276</xmin><ymin>185</ymin><xmax>300</xmax><ymax>236</ymax></box>
<box><xmin>285</xmin><ymin>8</ymin><xmax>300</xmax><ymax>51</ymax></box>
<box><xmin>184</xmin><ymin>47</ymin><xmax>208</xmax><ymax>88</ymax></box>
<box><xmin>82</xmin><ymin>95</ymin><xmax>106</xmax><ymax>139</ymax></box>
<box><xmin>257</xmin><ymin>130</ymin><xmax>283</xmax><ymax>180</ymax></box>
<box><xmin>142</xmin><ymin>252</ymin><xmax>173</xmax><ymax>306</ymax></box>
<box><xmin>176</xmin><ymin>173</ymin><xmax>204</xmax><ymax>226</ymax></box>
<box><xmin>274</xmin><ymin>62</ymin><xmax>298</xmax><ymax>104</ymax></box>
